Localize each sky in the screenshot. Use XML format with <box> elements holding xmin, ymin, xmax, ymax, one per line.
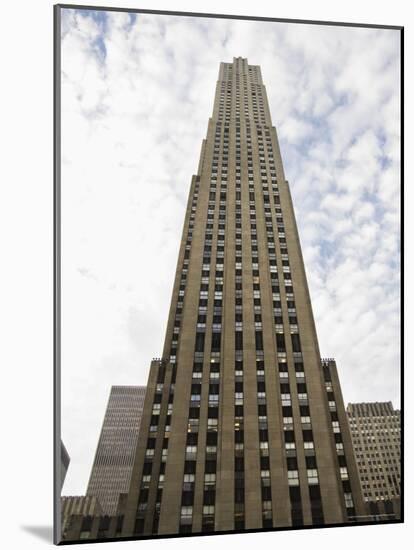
<box><xmin>60</xmin><ymin>8</ymin><xmax>401</xmax><ymax>496</ymax></box>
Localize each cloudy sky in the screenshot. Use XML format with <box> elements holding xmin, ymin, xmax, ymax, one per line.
<box><xmin>60</xmin><ymin>8</ymin><xmax>400</xmax><ymax>496</ymax></box>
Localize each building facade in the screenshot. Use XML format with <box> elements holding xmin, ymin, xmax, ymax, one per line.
<box><xmin>62</xmin><ymin>494</ymin><xmax>128</xmax><ymax>542</ymax></box>
<box><xmin>63</xmin><ymin>512</ymin><xmax>125</xmax><ymax>542</ymax></box>
<box><xmin>347</xmin><ymin>402</ymin><xmax>401</xmax><ymax>504</ymax></box>
<box><xmin>61</xmin><ymin>495</ymin><xmax>103</xmax><ymax>538</ymax></box>
<box><xmin>122</xmin><ymin>57</ymin><xmax>365</xmax><ymax>537</ymax></box>
<box><xmin>319</xmin><ymin>359</ymin><xmax>367</xmax><ymax>517</ymax></box>
<box><xmin>86</xmin><ymin>385</ymin><xmax>146</xmax><ymax>514</ymax></box>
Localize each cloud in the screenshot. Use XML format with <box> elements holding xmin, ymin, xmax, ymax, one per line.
<box><xmin>60</xmin><ymin>9</ymin><xmax>400</xmax><ymax>495</ymax></box>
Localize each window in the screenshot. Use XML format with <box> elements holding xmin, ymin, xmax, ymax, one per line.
<box><xmin>180</xmin><ymin>506</ymin><xmax>193</xmax><ymax>520</ymax></box>
<box><xmin>204</xmin><ymin>473</ymin><xmax>216</xmax><ymax>485</ymax></box>
<box><xmin>276</xmin><ymin>333</ymin><xmax>286</xmax><ymax>352</ymax></box>
<box><xmin>288</xmin><ymin>471</ymin><xmax>299</xmax><ymax>486</ymax></box>
<box><xmin>211</xmin><ymin>332</ymin><xmax>221</xmax><ymax>351</ymax></box>
<box><xmin>307</xmin><ymin>469</ymin><xmax>319</xmax><ymax>485</ymax></box>
<box><xmin>344</xmin><ymin>493</ymin><xmax>354</xmax><ymax>508</ymax></box>
<box><xmin>255</xmin><ymin>331</ymin><xmax>264</xmax><ymax>351</ymax></box>
<box><xmin>208</xmin><ymin>418</ymin><xmax>218</xmax><ymax>430</ymax></box>
<box><xmin>184</xmin><ymin>473</ymin><xmax>195</xmax><ymax>483</ymax></box>
<box><xmin>195</xmin><ymin>332</ymin><xmax>205</xmax><ymax>352</ymax></box>
<box><xmin>291</xmin><ymin>333</ymin><xmax>301</xmax><ymax>352</ymax></box>
<box><xmin>262</xmin><ymin>500</ymin><xmax>272</xmax><ymax>511</ymax></box>
<box><xmin>332</xmin><ymin>421</ymin><xmax>340</xmax><ymax>433</ymax></box>
<box><xmin>235</xmin><ymin>331</ymin><xmax>243</xmax><ymax>350</ymax></box>
<box><xmin>340</xmin><ymin>467</ymin><xmax>349</xmax><ymax>480</ymax></box>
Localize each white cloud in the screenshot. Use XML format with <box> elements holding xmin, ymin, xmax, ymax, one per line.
<box><xmin>280</xmin><ymin>117</ymin><xmax>315</xmax><ymax>143</ymax></box>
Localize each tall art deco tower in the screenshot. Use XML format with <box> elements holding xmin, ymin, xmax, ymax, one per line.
<box><xmin>122</xmin><ymin>58</ymin><xmax>364</xmax><ymax>537</ymax></box>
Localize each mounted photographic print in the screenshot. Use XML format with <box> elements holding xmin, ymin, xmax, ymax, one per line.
<box><xmin>54</xmin><ymin>4</ymin><xmax>403</xmax><ymax>544</ymax></box>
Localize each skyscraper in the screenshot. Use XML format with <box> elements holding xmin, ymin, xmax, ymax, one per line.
<box><xmin>347</xmin><ymin>402</ymin><xmax>401</xmax><ymax>504</ymax></box>
<box><xmin>87</xmin><ymin>385</ymin><xmax>146</xmax><ymax>514</ymax></box>
<box><xmin>122</xmin><ymin>57</ymin><xmax>364</xmax><ymax>537</ymax></box>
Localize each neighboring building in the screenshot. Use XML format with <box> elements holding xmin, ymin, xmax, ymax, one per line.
<box><xmin>61</xmin><ymin>440</ymin><xmax>70</xmax><ymax>490</ymax></box>
<box><xmin>86</xmin><ymin>385</ymin><xmax>146</xmax><ymax>514</ymax></box>
<box><xmin>61</xmin><ymin>495</ymin><xmax>102</xmax><ymax>538</ymax></box>
<box><xmin>61</xmin><ymin>495</ymin><xmax>103</xmax><ymax>518</ymax></box>
<box><xmin>365</xmin><ymin>497</ymin><xmax>401</xmax><ymax>521</ymax></box>
<box><xmin>320</xmin><ymin>359</ymin><xmax>366</xmax><ymax>520</ymax></box>
<box><xmin>63</xmin><ymin>494</ymin><xmax>127</xmax><ymax>542</ymax></box>
<box><xmin>64</xmin><ymin>513</ymin><xmax>124</xmax><ymax>542</ymax></box>
<box><xmin>347</xmin><ymin>402</ymin><xmax>401</xmax><ymax>504</ymax></box>
<box><xmin>122</xmin><ymin>57</ymin><xmax>365</xmax><ymax>537</ymax></box>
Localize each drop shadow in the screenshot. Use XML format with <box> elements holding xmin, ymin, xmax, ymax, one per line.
<box><xmin>21</xmin><ymin>525</ymin><xmax>53</xmax><ymax>543</ymax></box>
